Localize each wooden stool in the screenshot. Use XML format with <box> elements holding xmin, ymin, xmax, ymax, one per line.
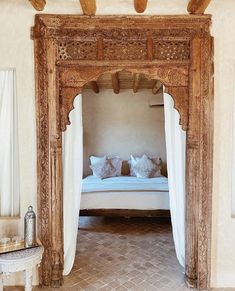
<box><xmin>0</xmin><ymin>246</ymin><xmax>44</xmax><ymax>291</ymax></box>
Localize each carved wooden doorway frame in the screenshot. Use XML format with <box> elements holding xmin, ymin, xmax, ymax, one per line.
<box><xmin>32</xmin><ymin>15</ymin><xmax>214</xmax><ymax>290</ymax></box>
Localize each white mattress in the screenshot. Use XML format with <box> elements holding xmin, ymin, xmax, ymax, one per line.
<box><xmin>82</xmin><ymin>175</ymin><xmax>169</xmax><ymax>193</ymax></box>
<box><xmin>81</xmin><ymin>175</ymin><xmax>169</xmax><ymax>210</ymax></box>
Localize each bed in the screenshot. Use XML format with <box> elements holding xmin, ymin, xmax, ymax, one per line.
<box><xmin>80</xmin><ymin>175</ymin><xmax>170</xmax><ymax>217</ymax></box>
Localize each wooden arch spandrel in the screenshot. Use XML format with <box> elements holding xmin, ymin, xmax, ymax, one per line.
<box><xmin>59</xmin><ymin>66</ymin><xmax>189</xmax><ymax>131</ymax></box>
<box><xmin>33</xmin><ymin>15</ymin><xmax>214</xmax><ymax>290</ymax></box>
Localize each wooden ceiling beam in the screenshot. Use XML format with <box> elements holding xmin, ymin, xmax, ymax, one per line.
<box><xmin>111</xmin><ymin>73</ymin><xmax>120</xmax><ymax>94</ymax></box>
<box><xmin>79</xmin><ymin>0</ymin><xmax>96</xmax><ymax>16</ymax></box>
<box><xmin>152</xmin><ymin>80</ymin><xmax>162</xmax><ymax>95</ymax></box>
<box><xmin>29</xmin><ymin>0</ymin><xmax>46</xmax><ymax>11</ymax></box>
<box><xmin>90</xmin><ymin>81</ymin><xmax>99</xmax><ymax>94</ymax></box>
<box><xmin>187</xmin><ymin>0</ymin><xmax>212</xmax><ymax>14</ymax></box>
<box><xmin>134</xmin><ymin>0</ymin><xmax>148</xmax><ymax>13</ymax></box>
<box><xmin>133</xmin><ymin>73</ymin><xmax>141</xmax><ymax>93</ymax></box>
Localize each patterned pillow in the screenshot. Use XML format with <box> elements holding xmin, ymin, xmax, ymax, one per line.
<box><xmin>90</xmin><ymin>155</ymin><xmax>107</xmax><ymax>165</ymax></box>
<box><xmin>132</xmin><ymin>154</ymin><xmax>156</xmax><ymax>178</ymax></box>
<box><xmin>90</xmin><ymin>157</ymin><xmax>115</xmax><ymax>179</ymax></box>
<box><xmin>89</xmin><ymin>155</ymin><xmax>123</xmax><ymax>178</ymax></box>
<box><xmin>151</xmin><ymin>157</ymin><xmax>162</xmax><ymax>177</ymax></box>
<box><xmin>129</xmin><ymin>155</ymin><xmax>162</xmax><ymax>178</ymax></box>
<box><xmin>128</xmin><ymin>155</ymin><xmax>141</xmax><ymax>176</ymax></box>
<box><xmin>108</xmin><ymin>157</ymin><xmax>122</xmax><ymax>177</ymax></box>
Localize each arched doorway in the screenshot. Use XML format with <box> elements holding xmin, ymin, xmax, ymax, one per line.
<box><xmin>32</xmin><ymin>14</ymin><xmax>214</xmax><ymax>289</ymax></box>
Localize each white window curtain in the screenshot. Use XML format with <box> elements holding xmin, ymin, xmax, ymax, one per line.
<box><xmin>163</xmin><ymin>91</ymin><xmax>186</xmax><ymax>267</ymax></box>
<box><xmin>63</xmin><ymin>95</ymin><xmax>83</xmax><ymax>275</ymax></box>
<box><xmin>0</xmin><ymin>69</ymin><xmax>20</xmax><ymax>216</ymax></box>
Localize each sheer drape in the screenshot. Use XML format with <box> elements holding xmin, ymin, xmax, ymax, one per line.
<box><xmin>63</xmin><ymin>95</ymin><xmax>83</xmax><ymax>275</ymax></box>
<box><xmin>163</xmin><ymin>92</ymin><xmax>186</xmax><ymax>267</ymax></box>
<box><xmin>0</xmin><ymin>69</ymin><xmax>20</xmax><ymax>216</ymax></box>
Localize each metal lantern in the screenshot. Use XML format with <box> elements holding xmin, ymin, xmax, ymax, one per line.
<box><xmin>24</xmin><ymin>206</ymin><xmax>36</xmax><ymax>247</ymax></box>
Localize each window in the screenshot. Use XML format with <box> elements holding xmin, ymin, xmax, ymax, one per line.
<box><xmin>0</xmin><ymin>69</ymin><xmax>20</xmax><ymax>216</ymax></box>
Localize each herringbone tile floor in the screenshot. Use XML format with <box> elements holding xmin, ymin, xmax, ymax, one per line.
<box><xmin>65</xmin><ymin>216</ymin><xmax>186</xmax><ymax>291</ymax></box>
<box><xmin>5</xmin><ymin>216</ymin><xmax>234</xmax><ymax>291</ymax></box>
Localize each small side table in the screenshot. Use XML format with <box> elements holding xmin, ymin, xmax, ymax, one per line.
<box><xmin>0</xmin><ymin>246</ymin><xmax>44</xmax><ymax>291</ymax></box>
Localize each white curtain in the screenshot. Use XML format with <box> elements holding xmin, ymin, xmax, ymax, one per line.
<box><xmin>0</xmin><ymin>69</ymin><xmax>20</xmax><ymax>216</ymax></box>
<box><xmin>63</xmin><ymin>95</ymin><xmax>83</xmax><ymax>275</ymax></box>
<box><xmin>163</xmin><ymin>92</ymin><xmax>186</xmax><ymax>267</ymax></box>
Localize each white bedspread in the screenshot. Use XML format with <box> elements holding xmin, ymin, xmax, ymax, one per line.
<box><xmin>82</xmin><ymin>175</ymin><xmax>169</xmax><ymax>193</ymax></box>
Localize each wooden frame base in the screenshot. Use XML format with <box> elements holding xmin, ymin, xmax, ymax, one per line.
<box><xmin>32</xmin><ymin>15</ymin><xmax>214</xmax><ymax>290</ymax></box>
<box><xmin>79</xmin><ymin>209</ymin><xmax>171</xmax><ymax>218</ymax></box>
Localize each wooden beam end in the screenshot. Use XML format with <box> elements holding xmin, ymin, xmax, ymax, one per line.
<box><xmin>133</xmin><ymin>73</ymin><xmax>141</xmax><ymax>93</ymax></box>
<box><xmin>90</xmin><ymin>81</ymin><xmax>99</xmax><ymax>94</ymax></box>
<box><xmin>134</xmin><ymin>0</ymin><xmax>148</xmax><ymax>13</ymax></box>
<box><xmin>29</xmin><ymin>0</ymin><xmax>46</xmax><ymax>11</ymax></box>
<box><xmin>80</xmin><ymin>0</ymin><xmax>96</xmax><ymax>16</ymax></box>
<box><xmin>152</xmin><ymin>80</ymin><xmax>162</xmax><ymax>95</ymax></box>
<box><xmin>187</xmin><ymin>0</ymin><xmax>212</xmax><ymax>14</ymax></box>
<box><xmin>111</xmin><ymin>73</ymin><xmax>120</xmax><ymax>94</ymax></box>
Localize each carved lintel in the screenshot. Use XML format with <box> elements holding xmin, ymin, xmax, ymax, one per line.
<box><xmin>59</xmin><ymin>67</ymin><xmax>106</xmax><ymax>88</ymax></box>
<box><xmin>60</xmin><ymin>87</ymin><xmax>82</xmax><ymax>131</ymax></box>
<box><xmin>125</xmin><ymin>67</ymin><xmax>189</xmax><ymax>87</ymax></box>
<box><xmin>165</xmin><ymin>86</ymin><xmax>189</xmax><ymax>131</ymax></box>
<box><xmin>35</xmin><ymin>15</ymin><xmax>211</xmax><ymax>37</ymax></box>
<box><xmin>59</xmin><ymin>67</ymin><xmax>188</xmax><ymax>89</ymax></box>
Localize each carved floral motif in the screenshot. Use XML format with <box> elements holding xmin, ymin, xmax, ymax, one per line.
<box><xmin>154</xmin><ymin>41</ymin><xmax>190</xmax><ymax>61</ymax></box>
<box><xmin>58</xmin><ymin>41</ymin><xmax>97</xmax><ymax>60</ymax></box>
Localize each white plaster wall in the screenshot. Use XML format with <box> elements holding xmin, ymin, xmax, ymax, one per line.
<box><xmin>208</xmin><ymin>1</ymin><xmax>235</xmax><ymax>288</ymax></box>
<box><xmin>82</xmin><ymin>89</ymin><xmax>166</xmax><ymax>177</ymax></box>
<box><xmin>0</xmin><ymin>0</ymin><xmax>235</xmax><ymax>288</ymax></box>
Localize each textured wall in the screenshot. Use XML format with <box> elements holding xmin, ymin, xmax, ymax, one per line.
<box><xmin>0</xmin><ymin>0</ymin><xmax>235</xmax><ymax>287</ymax></box>
<box><xmin>82</xmin><ymin>89</ymin><xmax>166</xmax><ymax>177</ymax></box>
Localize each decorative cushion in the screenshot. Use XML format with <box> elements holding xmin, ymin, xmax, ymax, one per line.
<box><xmin>132</xmin><ymin>154</ymin><xmax>156</xmax><ymax>178</ymax></box>
<box><xmin>90</xmin><ymin>157</ymin><xmax>115</xmax><ymax>179</ymax></box>
<box><xmin>151</xmin><ymin>157</ymin><xmax>162</xmax><ymax>177</ymax></box>
<box><xmin>128</xmin><ymin>155</ymin><xmax>140</xmax><ymax>176</ymax></box>
<box><xmin>90</xmin><ymin>155</ymin><xmax>106</xmax><ymax>165</ymax></box>
<box><xmin>129</xmin><ymin>154</ymin><xmax>162</xmax><ymax>178</ymax></box>
<box><xmin>109</xmin><ymin>156</ymin><xmax>122</xmax><ymax>177</ymax></box>
<box><xmin>89</xmin><ymin>155</ymin><xmax>123</xmax><ymax>178</ymax></box>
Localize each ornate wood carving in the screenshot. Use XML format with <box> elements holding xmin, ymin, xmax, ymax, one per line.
<box><xmin>165</xmin><ymin>86</ymin><xmax>189</xmax><ymax>131</ymax></box>
<box><xmin>33</xmin><ymin>15</ymin><xmax>214</xmax><ymax>290</ymax></box>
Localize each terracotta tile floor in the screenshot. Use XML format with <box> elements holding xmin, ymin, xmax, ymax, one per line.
<box><xmin>5</xmin><ymin>216</ymin><xmax>235</xmax><ymax>291</ymax></box>
<box><xmin>63</xmin><ymin>216</ymin><xmax>186</xmax><ymax>291</ymax></box>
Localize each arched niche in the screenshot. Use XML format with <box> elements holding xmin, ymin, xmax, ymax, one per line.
<box><xmin>32</xmin><ymin>15</ymin><xmax>214</xmax><ymax>290</ymax></box>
